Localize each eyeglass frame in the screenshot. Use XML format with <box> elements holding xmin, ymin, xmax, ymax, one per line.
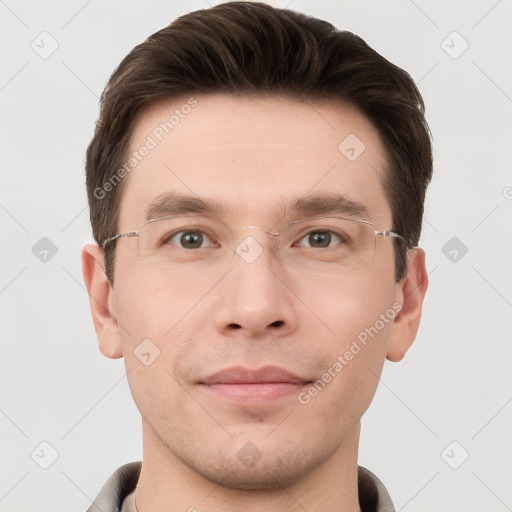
<box><xmin>100</xmin><ymin>216</ymin><xmax>406</xmax><ymax>248</ymax></box>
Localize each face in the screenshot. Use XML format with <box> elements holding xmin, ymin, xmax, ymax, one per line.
<box><xmin>100</xmin><ymin>95</ymin><xmax>408</xmax><ymax>488</ymax></box>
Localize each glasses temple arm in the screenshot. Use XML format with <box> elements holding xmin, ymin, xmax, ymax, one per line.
<box><xmin>100</xmin><ymin>231</ymin><xmax>138</xmax><ymax>247</ymax></box>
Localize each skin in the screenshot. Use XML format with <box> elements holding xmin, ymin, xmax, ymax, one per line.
<box><xmin>83</xmin><ymin>94</ymin><xmax>428</xmax><ymax>512</ymax></box>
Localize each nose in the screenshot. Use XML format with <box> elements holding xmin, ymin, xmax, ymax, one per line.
<box><xmin>215</xmin><ymin>233</ymin><xmax>298</xmax><ymax>339</ymax></box>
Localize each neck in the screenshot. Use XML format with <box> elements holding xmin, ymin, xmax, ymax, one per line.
<box><xmin>134</xmin><ymin>421</ymin><xmax>362</xmax><ymax>512</ymax></box>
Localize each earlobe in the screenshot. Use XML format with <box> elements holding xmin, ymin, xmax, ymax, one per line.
<box><xmin>386</xmin><ymin>248</ymin><xmax>428</xmax><ymax>362</ymax></box>
<box><xmin>82</xmin><ymin>244</ymin><xmax>123</xmax><ymax>359</ymax></box>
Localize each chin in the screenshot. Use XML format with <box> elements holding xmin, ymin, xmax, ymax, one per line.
<box><xmin>192</xmin><ymin>448</ymin><xmax>320</xmax><ymax>490</ymax></box>
<box><xmin>201</xmin><ymin>466</ymin><xmax>304</xmax><ymax>491</ymax></box>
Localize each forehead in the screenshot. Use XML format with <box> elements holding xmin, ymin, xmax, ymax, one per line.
<box><xmin>118</xmin><ymin>94</ymin><xmax>391</xmax><ymax>229</ymax></box>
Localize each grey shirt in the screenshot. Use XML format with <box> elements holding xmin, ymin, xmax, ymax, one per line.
<box><xmin>87</xmin><ymin>461</ymin><xmax>395</xmax><ymax>512</ymax></box>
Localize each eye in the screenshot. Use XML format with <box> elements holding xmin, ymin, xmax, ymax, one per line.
<box><xmin>167</xmin><ymin>230</ymin><xmax>214</xmax><ymax>249</ymax></box>
<box><xmin>296</xmin><ymin>230</ymin><xmax>343</xmax><ymax>249</ymax></box>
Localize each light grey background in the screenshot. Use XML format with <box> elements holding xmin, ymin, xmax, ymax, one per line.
<box><xmin>1</xmin><ymin>1</ymin><xmax>511</xmax><ymax>510</ymax></box>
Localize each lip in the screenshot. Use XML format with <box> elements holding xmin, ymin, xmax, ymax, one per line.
<box><xmin>198</xmin><ymin>366</ymin><xmax>312</xmax><ymax>404</ymax></box>
<box><xmin>200</xmin><ymin>365</ymin><xmax>309</xmax><ymax>385</ymax></box>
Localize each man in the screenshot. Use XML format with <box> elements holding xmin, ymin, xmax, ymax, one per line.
<box><xmin>82</xmin><ymin>2</ymin><xmax>431</xmax><ymax>511</ymax></box>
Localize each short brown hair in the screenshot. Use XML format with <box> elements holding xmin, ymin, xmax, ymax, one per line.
<box><xmin>86</xmin><ymin>1</ymin><xmax>432</xmax><ymax>283</ymax></box>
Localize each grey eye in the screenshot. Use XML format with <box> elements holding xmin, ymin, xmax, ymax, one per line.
<box><xmin>169</xmin><ymin>230</ymin><xmax>211</xmax><ymax>249</ymax></box>
<box><xmin>297</xmin><ymin>230</ymin><xmax>342</xmax><ymax>248</ymax></box>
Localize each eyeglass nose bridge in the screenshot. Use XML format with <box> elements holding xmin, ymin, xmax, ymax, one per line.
<box><xmin>241</xmin><ymin>226</ymin><xmax>280</xmax><ymax>237</ymax></box>
<box><xmin>232</xmin><ymin>225</ymin><xmax>284</xmax><ymax>265</ymax></box>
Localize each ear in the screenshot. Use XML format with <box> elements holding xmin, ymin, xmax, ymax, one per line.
<box><xmin>387</xmin><ymin>248</ymin><xmax>428</xmax><ymax>362</ymax></box>
<box><xmin>82</xmin><ymin>244</ymin><xmax>123</xmax><ymax>359</ymax></box>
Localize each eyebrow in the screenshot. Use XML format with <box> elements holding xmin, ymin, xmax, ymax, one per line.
<box><xmin>144</xmin><ymin>191</ymin><xmax>369</xmax><ymax>224</ymax></box>
<box><xmin>144</xmin><ymin>192</ymin><xmax>228</xmax><ymax>222</ymax></box>
<box><xmin>284</xmin><ymin>193</ymin><xmax>369</xmax><ymax>221</ymax></box>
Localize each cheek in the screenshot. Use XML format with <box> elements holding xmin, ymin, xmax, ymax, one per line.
<box><xmin>297</xmin><ymin>266</ymin><xmax>397</xmax><ymax>340</ymax></box>
<box><xmin>297</xmin><ymin>313</ymin><xmax>391</xmax><ymax>433</ymax></box>
<box><xmin>125</xmin><ymin>358</ymin><xmax>192</xmax><ymax>442</ymax></box>
<box><xmin>118</xmin><ymin>306</ymin><xmax>204</xmax><ymax>430</ymax></box>
<box><xmin>112</xmin><ymin>261</ymin><xmax>204</xmax><ymax>340</ymax></box>
<box><xmin>295</xmin><ymin>274</ymin><xmax>396</xmax><ymax>415</ymax></box>
<box><xmin>112</xmin><ymin>263</ymin><xmax>210</xmax><ymax>396</ymax></box>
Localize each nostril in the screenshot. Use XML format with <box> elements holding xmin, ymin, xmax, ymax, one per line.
<box><xmin>270</xmin><ymin>320</ymin><xmax>284</xmax><ymax>328</ymax></box>
<box><xmin>228</xmin><ymin>323</ymin><xmax>242</xmax><ymax>329</ymax></box>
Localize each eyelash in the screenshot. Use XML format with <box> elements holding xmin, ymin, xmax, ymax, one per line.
<box><xmin>162</xmin><ymin>227</ymin><xmax>345</xmax><ymax>249</ymax></box>
<box><xmin>163</xmin><ymin>228</ymin><xmax>217</xmax><ymax>248</ymax></box>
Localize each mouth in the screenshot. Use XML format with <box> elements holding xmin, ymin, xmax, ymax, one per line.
<box><xmin>198</xmin><ymin>365</ymin><xmax>312</xmax><ymax>404</ymax></box>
